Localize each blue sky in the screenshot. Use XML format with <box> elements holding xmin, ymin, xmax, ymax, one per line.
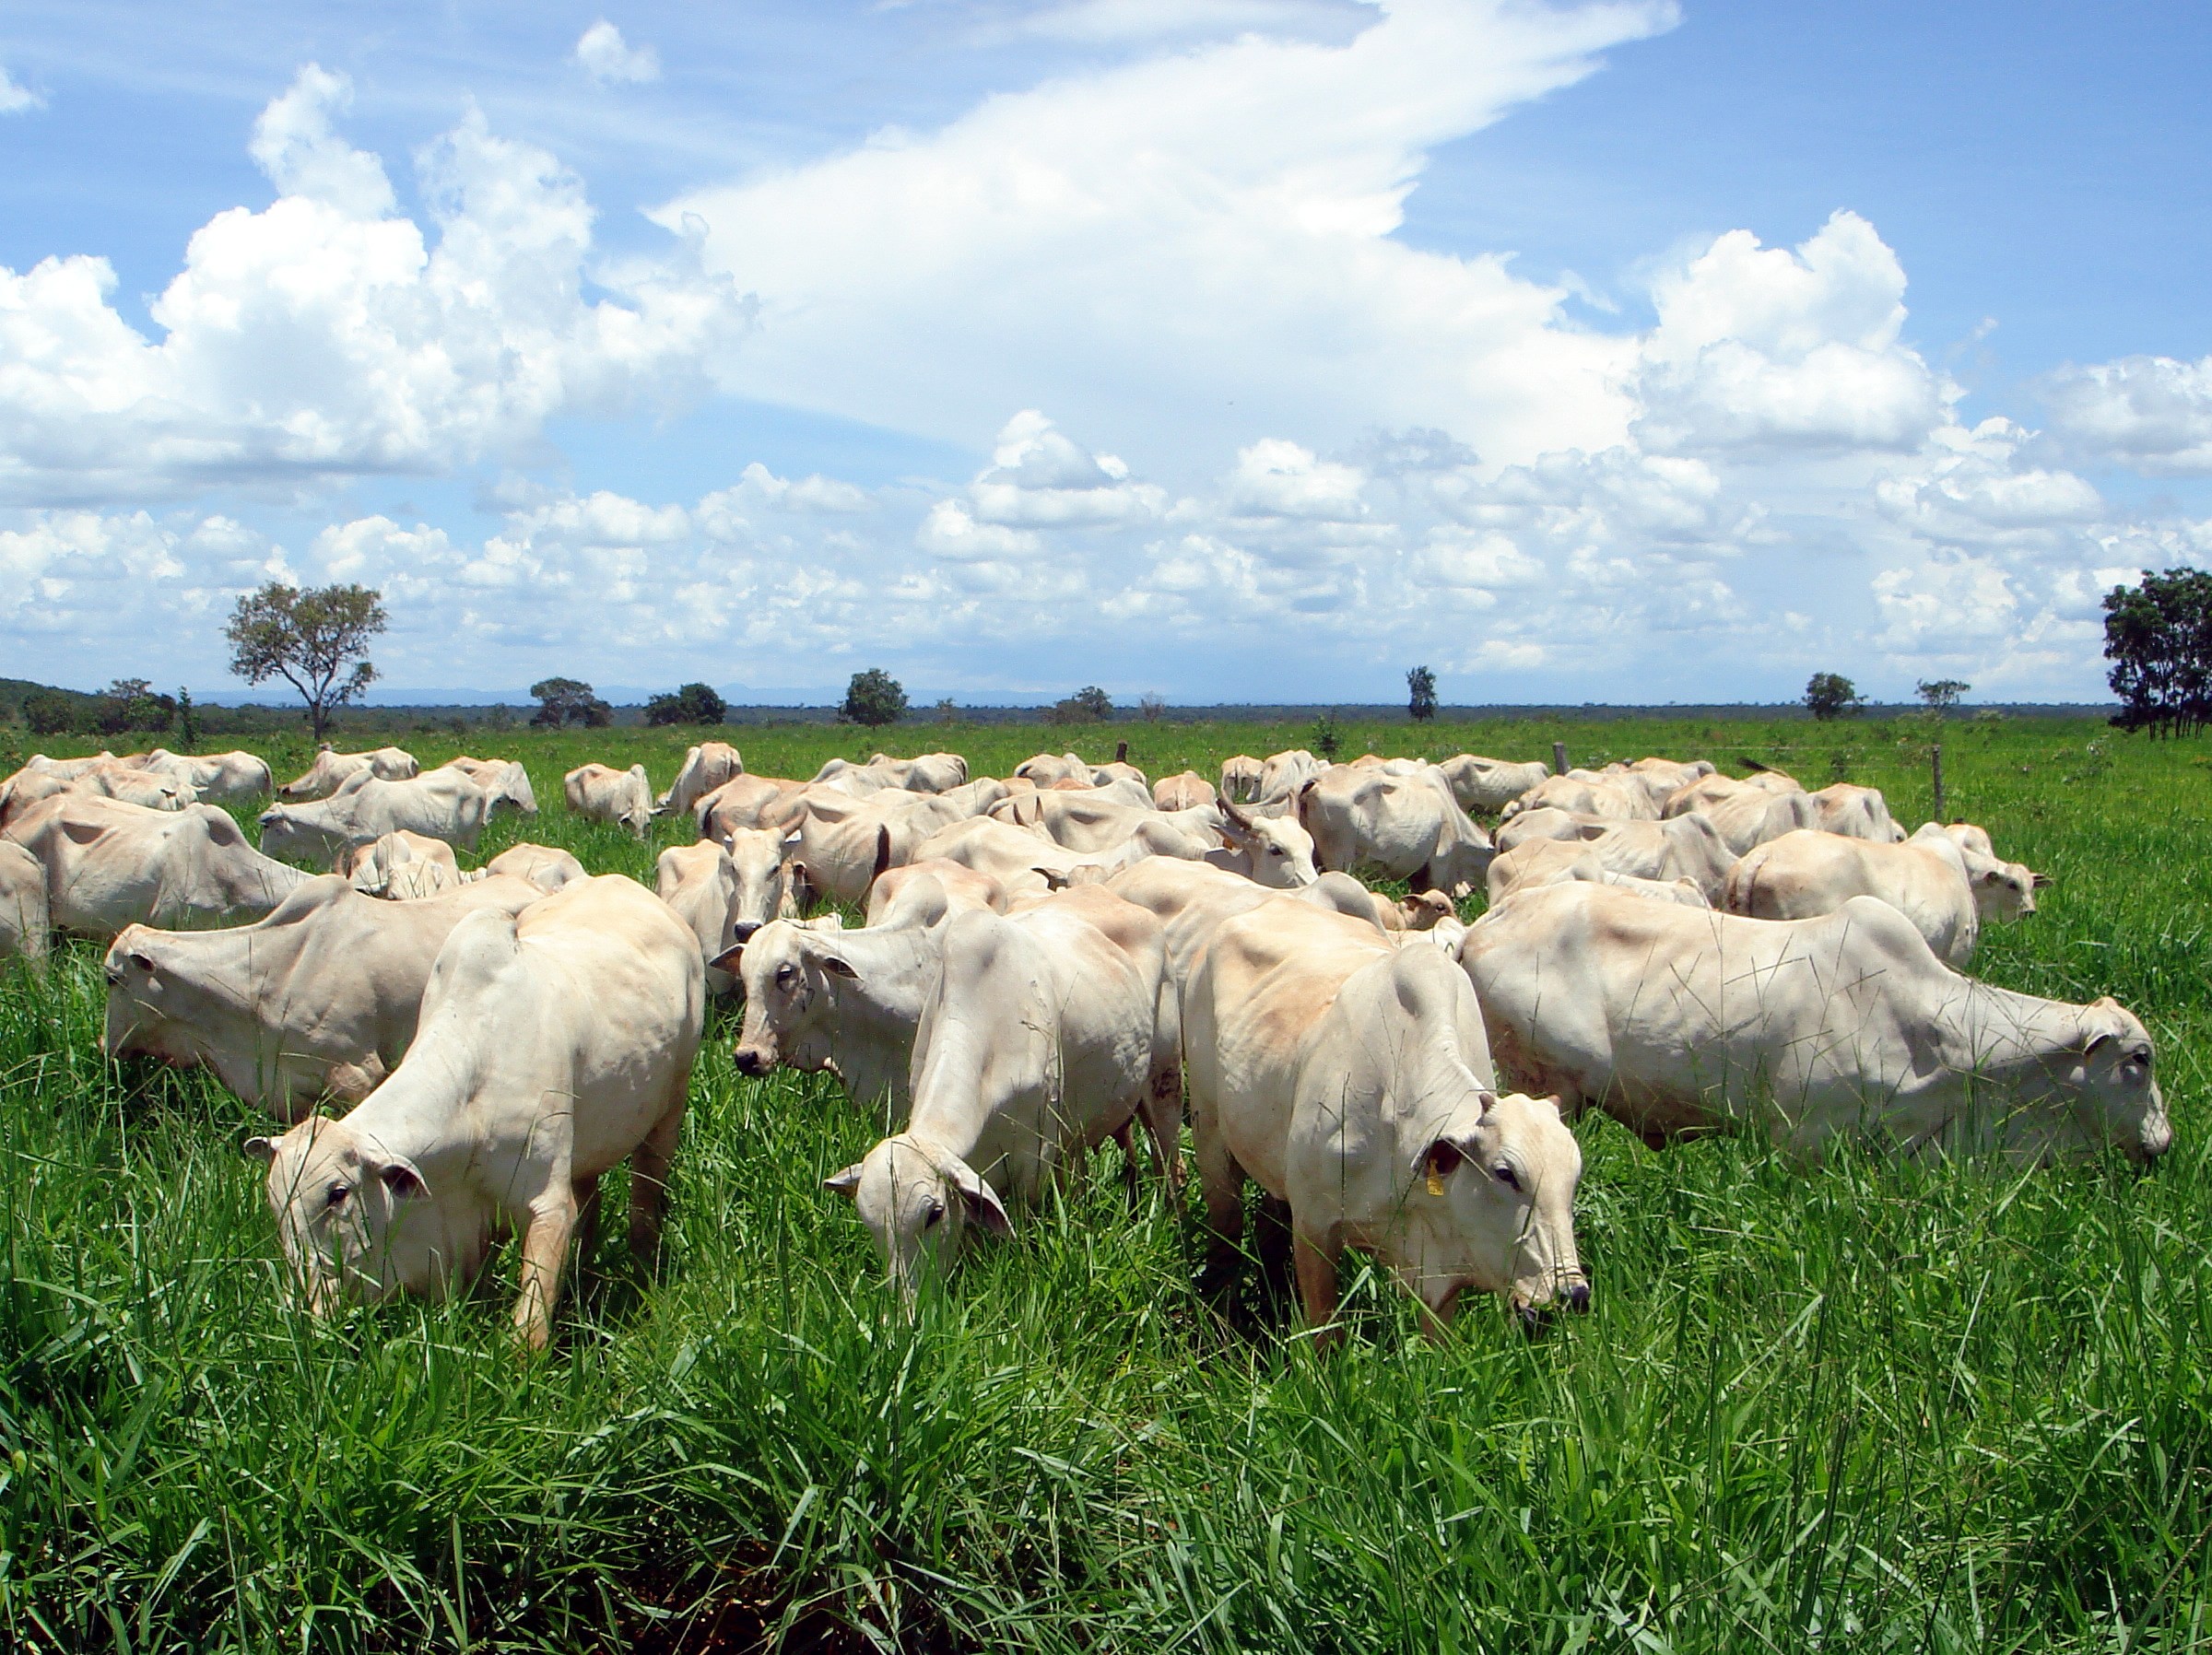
<box><xmin>2</xmin><ymin>1</ymin><xmax>2207</xmax><ymax>704</ymax></box>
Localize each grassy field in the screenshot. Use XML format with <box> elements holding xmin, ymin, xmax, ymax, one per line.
<box><xmin>3</xmin><ymin>714</ymin><xmax>2208</xmax><ymax>1651</ymax></box>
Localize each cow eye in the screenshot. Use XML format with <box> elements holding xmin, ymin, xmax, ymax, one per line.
<box><xmin>775</xmin><ymin>963</ymin><xmax>796</xmax><ymax>988</ymax></box>
<box><xmin>325</xmin><ymin>1183</ymin><xmax>350</xmax><ymax>1209</ymax></box>
<box><xmin>1492</xmin><ymin>1164</ymin><xmax>1522</xmax><ymax>1191</ymax></box>
<box><xmin>923</xmin><ymin>1201</ymin><xmax>946</xmax><ymax>1227</ymax></box>
<box><xmin>2133</xmin><ymin>1047</ymin><xmax>2152</xmax><ymax>1068</ymax></box>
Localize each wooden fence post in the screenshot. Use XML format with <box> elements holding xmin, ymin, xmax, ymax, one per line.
<box><xmin>1552</xmin><ymin>740</ymin><xmax>1569</xmax><ymax>776</ymax></box>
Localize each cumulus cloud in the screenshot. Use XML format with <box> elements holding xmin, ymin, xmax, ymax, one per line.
<box><xmin>0</xmin><ymin>64</ymin><xmax>44</xmax><ymax>113</ymax></box>
<box><xmin>968</xmin><ymin>410</ymin><xmax>1167</xmax><ymax>525</ymax></box>
<box><xmin>573</xmin><ymin>21</ymin><xmax>661</xmax><ymax>85</ymax></box>
<box><xmin>2041</xmin><ymin>354</ymin><xmax>2212</xmax><ymax>475</ymax></box>
<box><xmin>0</xmin><ymin>66</ymin><xmax>749</xmax><ymax>507</ymax></box>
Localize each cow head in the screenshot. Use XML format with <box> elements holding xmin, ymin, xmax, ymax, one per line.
<box><xmin>1415</xmin><ymin>1089</ymin><xmax>1587</xmax><ymax>1335</ymax></box>
<box><xmin>2061</xmin><ymin>999</ymin><xmax>2170</xmax><ymax>1166</ymax></box>
<box><xmin>1218</xmin><ymin>793</ymin><xmax>1318</xmax><ymax>887</ymax></box>
<box><xmin>725</xmin><ymin>828</ymin><xmax>794</xmax><ymax>944</ymax></box>
<box><xmin>827</xmin><ymin>1133</ymin><xmax>1012</xmax><ymax>1294</ymax></box>
<box><xmin>245</xmin><ymin>1116</ymin><xmax>432</xmax><ymax>1314</ymax></box>
<box><xmin>727</xmin><ymin>921</ymin><xmax>856</xmax><ymax>1077</ymax></box>
<box><xmin>1971</xmin><ymin>859</ymin><xmax>2040</xmax><ymax>922</ymax></box>
<box><xmin>100</xmin><ymin>931</ymin><xmax>177</xmax><ymax>1065</ymax></box>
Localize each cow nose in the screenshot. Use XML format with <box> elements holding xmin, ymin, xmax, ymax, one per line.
<box><xmin>733</xmin><ymin>921</ymin><xmax>762</xmax><ymax>943</ymax></box>
<box><xmin>1515</xmin><ymin>1301</ymin><xmax>1553</xmax><ymax>1340</ymax></box>
<box><xmin>732</xmin><ymin>1046</ymin><xmax>769</xmax><ymax>1077</ymax></box>
<box><xmin>1565</xmin><ymin>1280</ymin><xmax>1592</xmax><ymax>1315</ymax></box>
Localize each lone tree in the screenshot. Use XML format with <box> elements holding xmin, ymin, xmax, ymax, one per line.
<box><xmin>226</xmin><ymin>581</ymin><xmax>387</xmax><ymax>743</ymax></box>
<box><xmin>840</xmin><ymin>668</ymin><xmax>907</xmax><ymax>728</ymax></box>
<box><xmin>1804</xmin><ymin>672</ymin><xmax>1864</xmax><ymax>721</ymax></box>
<box><xmin>2104</xmin><ymin>567</ymin><xmax>2212</xmax><ymax>736</ymax></box>
<box><xmin>530</xmin><ymin>677</ymin><xmax>613</xmax><ymax>728</ymax></box>
<box><xmin>1046</xmin><ymin>685</ymin><xmax>1113</xmax><ymax>725</ymax></box>
<box><xmin>1916</xmin><ymin>678</ymin><xmax>1971</xmax><ymax>712</ymax></box>
<box><xmin>645</xmin><ymin>682</ymin><xmax>727</xmax><ymax>727</ymax></box>
<box><xmin>1407</xmin><ymin>664</ymin><xmax>1438</xmax><ymax>722</ymax></box>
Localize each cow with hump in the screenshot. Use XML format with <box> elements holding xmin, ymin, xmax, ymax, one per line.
<box><xmin>825</xmin><ymin>886</ymin><xmax>1181</xmax><ymax>1292</ymax></box>
<box><xmin>246</xmin><ymin>875</ymin><xmax>705</xmax><ymax>1349</ymax></box>
<box><xmin>1460</xmin><ymin>882</ymin><xmax>2170</xmax><ymax>1165</ymax></box>
<box><xmin>564</xmin><ymin>763</ymin><xmax>654</xmax><ymax>838</ymax></box>
<box><xmin>1184</xmin><ymin>898</ymin><xmax>1587</xmax><ymax>1341</ymax></box>
<box><xmin>106</xmin><ymin>874</ymin><xmax>543</xmax><ymax>1117</ymax></box>
<box><xmin>6</xmin><ymin>793</ymin><xmax>307</xmax><ymax>938</ymax></box>
<box><xmin>259</xmin><ymin>769</ymin><xmax>491</xmax><ymax>869</ymax></box>
<box><xmin>278</xmin><ymin>745</ymin><xmax>418</xmax><ymax>801</ymax></box>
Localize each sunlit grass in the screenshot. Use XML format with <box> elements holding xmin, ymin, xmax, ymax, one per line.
<box><xmin>3</xmin><ymin>716</ymin><xmax>2207</xmax><ymax>1649</ymax></box>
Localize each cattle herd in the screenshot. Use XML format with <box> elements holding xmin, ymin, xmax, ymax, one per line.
<box><xmin>0</xmin><ymin>735</ymin><xmax>2172</xmax><ymax>1351</ymax></box>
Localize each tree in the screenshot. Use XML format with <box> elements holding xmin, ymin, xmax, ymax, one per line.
<box><xmin>93</xmin><ymin>677</ymin><xmax>176</xmax><ymax>736</ymax></box>
<box><xmin>1406</xmin><ymin>664</ymin><xmax>1438</xmax><ymax>722</ymax></box>
<box><xmin>1916</xmin><ymin>678</ymin><xmax>1971</xmax><ymax>711</ymax></box>
<box><xmin>644</xmin><ymin>682</ymin><xmax>727</xmax><ymax>727</ymax></box>
<box><xmin>225</xmin><ymin>581</ymin><xmax>387</xmax><ymax>743</ymax></box>
<box><xmin>21</xmin><ymin>689</ymin><xmax>75</xmax><ymax>736</ymax></box>
<box><xmin>176</xmin><ymin>687</ymin><xmax>200</xmax><ymax>752</ymax></box>
<box><xmin>1804</xmin><ymin>672</ymin><xmax>1864</xmax><ymax>722</ymax></box>
<box><xmin>2103</xmin><ymin>567</ymin><xmax>2212</xmax><ymax>737</ymax></box>
<box><xmin>1311</xmin><ymin>710</ymin><xmax>1342</xmax><ymax>760</ymax></box>
<box><xmin>1045</xmin><ymin>685</ymin><xmax>1113</xmax><ymax>725</ymax></box>
<box><xmin>839</xmin><ymin>668</ymin><xmax>907</xmax><ymax>728</ymax></box>
<box><xmin>530</xmin><ymin>677</ymin><xmax>612</xmax><ymax>728</ymax></box>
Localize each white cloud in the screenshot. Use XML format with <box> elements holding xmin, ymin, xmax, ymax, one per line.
<box><xmin>0</xmin><ymin>66</ymin><xmax>749</xmax><ymax>507</ymax></box>
<box><xmin>573</xmin><ymin>21</ymin><xmax>661</xmax><ymax>86</ymax></box>
<box><xmin>968</xmin><ymin>410</ymin><xmax>1167</xmax><ymax>524</ymax></box>
<box><xmin>1009</xmin><ymin>1</ymin><xmax>1367</xmax><ymax>43</ymax></box>
<box><xmin>2041</xmin><ymin>354</ymin><xmax>2212</xmax><ymax>475</ymax></box>
<box><xmin>1225</xmin><ymin>438</ymin><xmax>1368</xmax><ymax>520</ymax></box>
<box><xmin>0</xmin><ymin>64</ymin><xmax>44</xmax><ymax>114</ymax></box>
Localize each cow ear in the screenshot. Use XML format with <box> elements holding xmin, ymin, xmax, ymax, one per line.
<box><xmin>808</xmin><ymin>948</ymin><xmax>858</xmax><ymax>980</ymax></box>
<box><xmin>949</xmin><ymin>1165</ymin><xmax>1014</xmax><ymax>1236</ymax></box>
<box><xmin>241</xmin><ymin>1135</ymin><xmax>277</xmax><ymax>1164</ymax></box>
<box><xmin>708</xmin><ymin>943</ymin><xmax>745</xmax><ymax>975</ymax></box>
<box><xmin>130</xmin><ymin>952</ymin><xmax>156</xmax><ymax>974</ymax></box>
<box><xmin>824</xmin><ymin>1163</ymin><xmax>864</xmax><ymax>1198</ymax></box>
<box><xmin>1034</xmin><ymin>866</ymin><xmax>1072</xmax><ymax>890</ymax></box>
<box><xmin>2082</xmin><ymin>1029</ymin><xmax>2115</xmax><ymax>1056</ymax></box>
<box><xmin>377</xmin><ymin>1156</ymin><xmax>429</xmax><ymax>1200</ymax></box>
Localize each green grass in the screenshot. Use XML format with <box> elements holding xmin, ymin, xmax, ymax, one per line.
<box><xmin>4</xmin><ymin>715</ymin><xmax>2209</xmax><ymax>1650</ymax></box>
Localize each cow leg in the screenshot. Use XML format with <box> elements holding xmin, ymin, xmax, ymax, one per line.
<box><xmin>1417</xmin><ymin>1285</ymin><xmax>1463</xmax><ymax>1343</ymax></box>
<box><xmin>513</xmin><ymin>1187</ymin><xmax>577</xmax><ymax>1351</ymax></box>
<box><xmin>1292</xmin><ymin>1227</ymin><xmax>1342</xmax><ymax>1351</ymax></box>
<box><xmin>1140</xmin><ymin>1051</ymin><xmax>1185</xmax><ymax>1199</ymax></box>
<box><xmin>628</xmin><ymin>1097</ymin><xmax>687</xmax><ymax>1271</ymax></box>
<box><xmin>571</xmin><ymin>1172</ymin><xmax>603</xmax><ymax>1273</ymax></box>
<box><xmin>1254</xmin><ymin>1193</ymin><xmax>1296</xmax><ymax>1305</ymax></box>
<box><xmin>1194</xmin><ymin>1132</ymin><xmax>1246</xmax><ymax>1303</ymax></box>
<box><xmin>1111</xmin><ymin>1122</ymin><xmax>1142</xmax><ymax>1210</ymax></box>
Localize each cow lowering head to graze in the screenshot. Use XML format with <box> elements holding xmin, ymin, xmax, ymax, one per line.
<box><xmin>244</xmin><ymin>876</ymin><xmax>703</xmax><ymax>1349</ymax></box>
<box><xmin>1185</xmin><ymin>898</ymin><xmax>1586</xmax><ymax>1342</ymax></box>
<box><xmin>105</xmin><ymin>874</ymin><xmax>542</xmax><ymax>1118</ymax></box>
<box><xmin>1806</xmin><ymin>783</ymin><xmax>1904</xmax><ymax>842</ymax></box>
<box><xmin>1724</xmin><ymin>824</ymin><xmax>2035</xmax><ymax>967</ymax></box>
<box><xmin>1152</xmin><ymin>770</ymin><xmax>1218</xmax><ymax>811</ymax></box>
<box><xmin>1296</xmin><ymin>767</ymin><xmax>1493</xmax><ymax>895</ymax></box>
<box><xmin>656</xmin><ymin>742</ymin><xmax>745</xmax><ymax>818</ymax></box>
<box><xmin>348</xmin><ymin>830</ymin><xmax>462</xmax><ymax>897</ymax></box>
<box><xmin>1218</xmin><ymin>755</ymin><xmax>1264</xmax><ymax>802</ymax></box>
<box><xmin>278</xmin><ymin>745</ymin><xmax>419</xmax><ymax>801</ymax></box>
<box><xmin>825</xmin><ymin>886</ymin><xmax>1181</xmax><ymax>1292</ymax></box>
<box><xmin>656</xmin><ymin>841</ymin><xmax>743</xmax><ymax>994</ymax></box>
<box><xmin>260</xmin><ymin>770</ymin><xmax>490</xmax><ymax>869</ymax></box>
<box><xmin>0</xmin><ymin>840</ymin><xmax>49</xmax><ymax>967</ymax></box>
<box><xmin>6</xmin><ymin>794</ymin><xmax>308</xmax><ymax>938</ymax></box>
<box><xmin>437</xmin><ymin>757</ymin><xmax>538</xmax><ymax>816</ymax></box>
<box><xmin>1488</xmin><ymin>837</ymin><xmax>1714</xmax><ymax>908</ymax></box>
<box><xmin>564</xmin><ymin>763</ymin><xmax>653</xmax><ymax>838</ymax></box>
<box><xmin>141</xmin><ymin>749</ymin><xmax>274</xmax><ymax>804</ymax></box>
<box><xmin>1433</xmin><ymin>754</ymin><xmax>1550</xmax><ymax>816</ymax></box>
<box><xmin>478</xmin><ymin>842</ymin><xmax>588</xmax><ymax>893</ymax></box>
<box><xmin>1460</xmin><ymin>882</ymin><xmax>2169</xmax><ymax>1166</ymax></box>
<box><xmin>1254</xmin><ymin>748</ymin><xmax>1324</xmax><ymax>808</ymax></box>
<box><xmin>1490</xmin><ymin>809</ymin><xmax>1735</xmax><ymax>903</ymax></box>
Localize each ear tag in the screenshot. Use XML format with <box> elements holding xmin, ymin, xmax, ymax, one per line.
<box><xmin>1426</xmin><ymin>1168</ymin><xmax>1445</xmax><ymax>1198</ymax></box>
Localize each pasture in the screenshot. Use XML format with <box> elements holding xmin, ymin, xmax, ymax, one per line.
<box><xmin>3</xmin><ymin>713</ymin><xmax>2207</xmax><ymax>1651</ymax></box>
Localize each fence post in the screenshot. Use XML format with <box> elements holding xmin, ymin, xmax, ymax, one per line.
<box><xmin>1552</xmin><ymin>740</ymin><xmax>1569</xmax><ymax>776</ymax></box>
<box><xmin>1931</xmin><ymin>742</ymin><xmax>1946</xmax><ymax>823</ymax></box>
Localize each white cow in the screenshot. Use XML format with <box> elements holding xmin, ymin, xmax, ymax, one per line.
<box><xmin>0</xmin><ymin>760</ymin><xmax>194</xmax><ymax>824</ymax></box>
<box><xmin>1296</xmin><ymin>767</ymin><xmax>1494</xmax><ymax>895</ymax></box>
<box><xmin>698</xmin><ymin>774</ymin><xmax>804</xmax><ymax>840</ymax></box>
<box><xmin>437</xmin><ymin>757</ymin><xmax>537</xmax><ymax>816</ymax></box>
<box><xmin>564</xmin><ymin>763</ymin><xmax>653</xmax><ymax>838</ymax></box>
<box><xmin>864</xmin><ymin>860</ymin><xmax>1009</xmax><ymax>928</ymax></box>
<box><xmin>6</xmin><ymin>794</ymin><xmax>308</xmax><ymax>938</ymax></box>
<box><xmin>277</xmin><ymin>745</ymin><xmax>419</xmax><ymax>801</ymax></box>
<box><xmin>826</xmin><ymin>886</ymin><xmax>1181</xmax><ymax>1288</ymax></box>
<box><xmin>105</xmin><ymin>874</ymin><xmax>543</xmax><ymax>1117</ymax></box>
<box><xmin>656</xmin><ymin>742</ymin><xmax>745</xmax><ymax>818</ymax></box>
<box><xmin>1487</xmin><ymin>839</ymin><xmax>1714</xmax><ymax>908</ymax></box>
<box><xmin>1152</xmin><ymin>770</ymin><xmax>1218</xmax><ymax>811</ymax></box>
<box><xmin>1806</xmin><ymin>782</ymin><xmax>1904</xmax><ymax>842</ymax></box>
<box><xmin>1460</xmin><ymin>882</ymin><xmax>2170</xmax><ymax>1164</ymax></box>
<box><xmin>141</xmin><ymin>748</ymin><xmax>274</xmax><ymax>803</ymax></box>
<box><xmin>1503</xmin><ymin>771</ymin><xmax>1660</xmax><ymax>822</ymax></box>
<box><xmin>1489</xmin><ymin>809</ymin><xmax>1736</xmax><ymax>902</ymax></box>
<box><xmin>348</xmin><ymin>830</ymin><xmax>462</xmax><ymax>898</ymax></box>
<box><xmin>1254</xmin><ymin>748</ymin><xmax>1324</xmax><ymax>808</ymax></box>
<box><xmin>656</xmin><ymin>841</ymin><xmax>744</xmax><ymax>993</ymax></box>
<box><xmin>246</xmin><ymin>875</ymin><xmax>705</xmax><ymax>1348</ymax></box>
<box><xmin>1688</xmin><ymin>786</ymin><xmax>1820</xmax><ymax>856</ymax></box>
<box><xmin>260</xmin><ymin>770</ymin><xmax>490</xmax><ymax>868</ymax></box>
<box><xmin>1011</xmin><ymin>752</ymin><xmax>1095</xmax><ymax>788</ymax></box>
<box><xmin>0</xmin><ymin>840</ymin><xmax>48</xmax><ymax>966</ymax></box>
<box><xmin>788</xmin><ymin>791</ymin><xmax>971</xmax><ymax>907</ymax></box>
<box><xmin>1219</xmin><ymin>755</ymin><xmax>1264</xmax><ymax>802</ymax></box>
<box><xmin>1185</xmin><ymin>898</ymin><xmax>1587</xmax><ymax>1339</ymax></box>
<box><xmin>1724</xmin><ymin>824</ymin><xmax>2038</xmax><ymax>966</ymax></box>
<box><xmin>1434</xmin><ymin>754</ymin><xmax>1550</xmax><ymax>815</ymax></box>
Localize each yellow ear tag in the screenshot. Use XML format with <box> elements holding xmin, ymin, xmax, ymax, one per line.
<box><xmin>1426</xmin><ymin>1168</ymin><xmax>1445</xmax><ymax>1198</ymax></box>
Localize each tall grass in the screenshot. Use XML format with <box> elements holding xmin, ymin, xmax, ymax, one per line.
<box><xmin>2</xmin><ymin>716</ymin><xmax>2206</xmax><ymax>1650</ymax></box>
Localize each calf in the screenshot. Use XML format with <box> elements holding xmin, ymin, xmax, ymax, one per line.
<box><xmin>246</xmin><ymin>876</ymin><xmax>704</xmax><ymax>1348</ymax></box>
<box><xmin>564</xmin><ymin>763</ymin><xmax>653</xmax><ymax>838</ymax></box>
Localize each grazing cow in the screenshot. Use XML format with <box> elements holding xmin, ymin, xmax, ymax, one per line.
<box><xmin>699</xmin><ymin>774</ymin><xmax>804</xmax><ymax>841</ymax></box>
<box><xmin>1460</xmin><ymin>883</ymin><xmax>2170</xmax><ymax>1164</ymax></box>
<box><xmin>1489</xmin><ymin>809</ymin><xmax>1735</xmax><ymax>902</ymax></box>
<box><xmin>789</xmin><ymin>792</ymin><xmax>970</xmax><ymax>907</ymax></box>
<box><xmin>1724</xmin><ymin>823</ymin><xmax>2038</xmax><ymax>966</ymax></box>
<box><xmin>564</xmin><ymin>763</ymin><xmax>653</xmax><ymax>838</ymax></box>
<box><xmin>1488</xmin><ymin>838</ymin><xmax>1714</xmax><ymax>907</ymax></box>
<box><xmin>1625</xmin><ymin>757</ymin><xmax>1717</xmax><ymax>797</ymax></box>
<box><xmin>1014</xmin><ymin>792</ymin><xmax>1204</xmax><ymax>853</ymax></box>
<box><xmin>656</xmin><ymin>742</ymin><xmax>745</xmax><ymax>819</ymax></box>
<box><xmin>245</xmin><ymin>876</ymin><xmax>704</xmax><ymax>1349</ymax></box>
<box><xmin>1185</xmin><ymin>898</ymin><xmax>1587</xmax><ymax>1339</ymax></box>
<box><xmin>1153</xmin><ymin>770</ymin><xmax>1218</xmax><ymax>811</ymax></box>
<box><xmin>1255</xmin><ymin>748</ymin><xmax>1324</xmax><ymax>808</ymax></box>
<box><xmin>1094</xmin><ymin>760</ymin><xmax>1148</xmax><ymax>789</ymax></box>
<box><xmin>1688</xmin><ymin>786</ymin><xmax>1819</xmax><ymax>856</ymax></box>
<box><xmin>105</xmin><ymin>874</ymin><xmax>542</xmax><ymax>1117</ymax></box>
<box><xmin>21</xmin><ymin>752</ymin><xmax>117</xmax><ymax>781</ymax></box>
<box><xmin>1434</xmin><ymin>755</ymin><xmax>1550</xmax><ymax>815</ymax></box>
<box><xmin>1807</xmin><ymin>783</ymin><xmax>1904</xmax><ymax>842</ymax></box>
<box><xmin>864</xmin><ymin>860</ymin><xmax>1007</xmax><ymax>928</ymax></box>
<box><xmin>479</xmin><ymin>842</ymin><xmax>589</xmax><ymax>893</ymax></box>
<box><xmin>1504</xmin><ymin>771</ymin><xmax>1659</xmax><ymax>822</ymax></box>
<box><xmin>1013</xmin><ymin>752</ymin><xmax>1094</xmax><ymax>788</ymax></box>
<box><xmin>1297</xmin><ymin>767</ymin><xmax>1494</xmax><ymax>895</ymax></box>
<box><xmin>1945</xmin><ymin>822</ymin><xmax>1995</xmax><ymax>859</ymax></box>
<box><xmin>0</xmin><ymin>840</ymin><xmax>48</xmax><ymax>965</ymax></box>
<box><xmin>140</xmin><ymin>749</ymin><xmax>274</xmax><ymax>804</ymax></box>
<box><xmin>348</xmin><ymin>830</ymin><xmax>462</xmax><ymax>897</ymax></box>
<box><xmin>912</xmin><ymin>816</ymin><xmax>1124</xmax><ymax>898</ymax></box>
<box><xmin>6</xmin><ymin>794</ymin><xmax>307</xmax><ymax>938</ymax></box>
<box><xmin>437</xmin><ymin>757</ymin><xmax>537</xmax><ymax>816</ymax></box>
<box><xmin>261</xmin><ymin>770</ymin><xmax>491</xmax><ymax>868</ymax></box>
<box><xmin>656</xmin><ymin>842</ymin><xmax>743</xmax><ymax>993</ymax></box>
<box><xmin>1219</xmin><ymin>755</ymin><xmax>1264</xmax><ymax>802</ymax></box>
<box><xmin>825</xmin><ymin>887</ymin><xmax>1181</xmax><ymax>1287</ymax></box>
<box><xmin>278</xmin><ymin>745</ymin><xmax>419</xmax><ymax>801</ymax></box>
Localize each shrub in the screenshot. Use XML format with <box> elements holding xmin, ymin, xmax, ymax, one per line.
<box><xmin>839</xmin><ymin>669</ymin><xmax>907</xmax><ymax>728</ymax></box>
<box><xmin>645</xmin><ymin>682</ymin><xmax>728</xmax><ymax>727</ymax></box>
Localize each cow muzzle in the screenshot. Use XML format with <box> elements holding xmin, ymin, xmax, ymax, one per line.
<box><xmin>732</xmin><ymin>1044</ymin><xmax>772</xmax><ymax>1078</ymax></box>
